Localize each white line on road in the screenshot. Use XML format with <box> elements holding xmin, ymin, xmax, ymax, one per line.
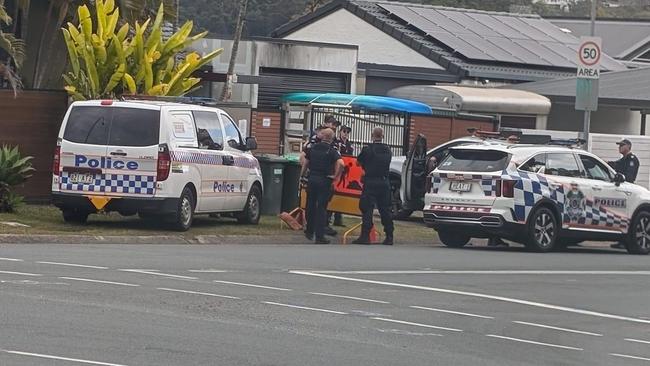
<box><xmin>188</xmin><ymin>269</ymin><xmax>231</xmax><ymax>273</ymax></box>
<box><xmin>316</xmin><ymin>270</ymin><xmax>650</xmax><ymax>275</ymax></box>
<box><xmin>214</xmin><ymin>280</ymin><xmax>291</xmax><ymax>291</ymax></box>
<box><xmin>290</xmin><ymin>270</ymin><xmax>650</xmax><ymax>325</ymax></box>
<box><xmin>0</xmin><ymin>349</ymin><xmax>128</xmax><ymax>366</ymax></box>
<box><xmin>263</xmin><ymin>301</ymin><xmax>347</xmax><ymax>315</ymax></box>
<box><xmin>410</xmin><ymin>305</ymin><xmax>494</xmax><ymax>319</ymax></box>
<box><xmin>513</xmin><ymin>321</ymin><xmax>602</xmax><ymax>336</ymax></box>
<box><xmin>118</xmin><ymin>269</ymin><xmax>197</xmax><ymax>280</ymax></box>
<box><xmin>0</xmin><ymin>257</ymin><xmax>23</xmax><ymax>262</ymax></box>
<box><xmin>486</xmin><ymin>334</ymin><xmax>583</xmax><ymax>351</ymax></box>
<box><xmin>0</xmin><ymin>270</ymin><xmax>41</xmax><ymax>277</ymax></box>
<box><xmin>372</xmin><ymin>317</ymin><xmax>463</xmax><ymax>332</ymax></box>
<box><xmin>610</xmin><ymin>353</ymin><xmax>650</xmax><ymax>362</ymax></box>
<box><xmin>59</xmin><ymin>277</ymin><xmax>140</xmax><ymax>287</ymax></box>
<box><xmin>37</xmin><ymin>261</ymin><xmax>108</xmax><ymax>269</ymax></box>
<box><xmin>309</xmin><ymin>292</ymin><xmax>390</xmax><ymax>304</ymax></box>
<box><xmin>626</xmin><ymin>338</ymin><xmax>650</xmax><ymax>345</ymax></box>
<box><xmin>157</xmin><ymin>288</ymin><xmax>240</xmax><ymax>299</ymax></box>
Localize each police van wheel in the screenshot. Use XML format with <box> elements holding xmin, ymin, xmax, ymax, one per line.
<box><xmin>172</xmin><ymin>187</ymin><xmax>195</xmax><ymax>231</ymax></box>
<box><xmin>237</xmin><ymin>185</ymin><xmax>261</xmax><ymax>225</ymax></box>
<box><xmin>525</xmin><ymin>207</ymin><xmax>557</xmax><ymax>252</ymax></box>
<box><xmin>625</xmin><ymin>211</ymin><xmax>650</xmax><ymax>255</ymax></box>
<box><xmin>437</xmin><ymin>230</ymin><xmax>470</xmax><ymax>248</ymax></box>
<box><xmin>62</xmin><ymin>209</ymin><xmax>89</xmax><ymax>224</ymax></box>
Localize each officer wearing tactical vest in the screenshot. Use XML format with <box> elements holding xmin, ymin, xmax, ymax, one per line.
<box><xmin>608</xmin><ymin>139</ymin><xmax>640</xmax><ymax>184</ymax></box>
<box><xmin>353</xmin><ymin>127</ymin><xmax>394</xmax><ymax>245</ymax></box>
<box><xmin>301</xmin><ymin>128</ymin><xmax>344</xmax><ymax>244</ymax></box>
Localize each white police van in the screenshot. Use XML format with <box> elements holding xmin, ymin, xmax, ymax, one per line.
<box><xmin>423</xmin><ymin>141</ymin><xmax>650</xmax><ymax>254</ymax></box>
<box><xmin>51</xmin><ymin>99</ymin><xmax>263</xmax><ymax>231</ymax></box>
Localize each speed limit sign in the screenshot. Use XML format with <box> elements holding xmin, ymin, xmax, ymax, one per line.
<box><xmin>577</xmin><ymin>36</ymin><xmax>602</xmax><ymax>79</ymax></box>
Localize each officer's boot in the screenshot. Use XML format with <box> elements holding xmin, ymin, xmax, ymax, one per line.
<box><xmin>352</xmin><ymin>228</ymin><xmax>371</xmax><ymax>244</ymax></box>
<box><xmin>382</xmin><ymin>234</ymin><xmax>394</xmax><ymax>246</ymax></box>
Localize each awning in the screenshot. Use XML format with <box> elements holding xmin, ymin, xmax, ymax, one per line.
<box><xmin>280</xmin><ymin>92</ymin><xmax>436</xmax><ymax>115</ymax></box>
<box><xmin>387</xmin><ymin>85</ymin><xmax>552</xmax><ymax>115</ymax></box>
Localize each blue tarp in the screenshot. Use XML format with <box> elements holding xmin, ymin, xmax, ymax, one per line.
<box><xmin>281</xmin><ymin>92</ymin><xmax>434</xmax><ymax>115</ymax></box>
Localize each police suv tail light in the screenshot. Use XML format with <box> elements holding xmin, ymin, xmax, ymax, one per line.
<box><xmin>157</xmin><ymin>144</ymin><xmax>171</xmax><ymax>181</ymax></box>
<box><xmin>52</xmin><ymin>145</ymin><xmax>61</xmax><ymax>176</ymax></box>
<box><xmin>502</xmin><ymin>179</ymin><xmax>516</xmax><ymax>198</ymax></box>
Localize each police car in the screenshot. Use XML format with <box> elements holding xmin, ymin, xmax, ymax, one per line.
<box><xmin>51</xmin><ymin>100</ymin><xmax>263</xmax><ymax>231</ymax></box>
<box><xmin>423</xmin><ymin>141</ymin><xmax>650</xmax><ymax>254</ymax></box>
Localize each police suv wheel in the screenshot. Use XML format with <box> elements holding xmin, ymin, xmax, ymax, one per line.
<box><xmin>172</xmin><ymin>187</ymin><xmax>195</xmax><ymax>231</ymax></box>
<box><xmin>237</xmin><ymin>185</ymin><xmax>261</xmax><ymax>225</ymax></box>
<box><xmin>626</xmin><ymin>211</ymin><xmax>650</xmax><ymax>255</ymax></box>
<box><xmin>437</xmin><ymin>230</ymin><xmax>470</xmax><ymax>248</ymax></box>
<box><xmin>525</xmin><ymin>207</ymin><xmax>557</xmax><ymax>252</ymax></box>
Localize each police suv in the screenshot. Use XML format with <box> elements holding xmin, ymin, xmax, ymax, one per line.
<box><xmin>423</xmin><ymin>141</ymin><xmax>650</xmax><ymax>254</ymax></box>
<box><xmin>51</xmin><ymin>100</ymin><xmax>263</xmax><ymax>231</ymax></box>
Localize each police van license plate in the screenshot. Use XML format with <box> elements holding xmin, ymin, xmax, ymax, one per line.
<box><xmin>69</xmin><ymin>172</ymin><xmax>94</xmax><ymax>184</ymax></box>
<box><xmin>450</xmin><ymin>182</ymin><xmax>471</xmax><ymax>192</ymax></box>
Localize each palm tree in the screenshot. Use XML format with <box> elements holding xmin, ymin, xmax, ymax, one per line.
<box><xmin>0</xmin><ymin>0</ymin><xmax>25</xmax><ymax>94</ymax></box>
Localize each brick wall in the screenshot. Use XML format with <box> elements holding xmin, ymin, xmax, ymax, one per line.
<box><xmin>410</xmin><ymin>115</ymin><xmax>453</xmax><ymax>147</ymax></box>
<box><xmin>251</xmin><ymin>110</ymin><xmax>282</xmax><ymax>155</ymax></box>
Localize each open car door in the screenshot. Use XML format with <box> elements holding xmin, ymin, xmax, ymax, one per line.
<box><xmin>402</xmin><ymin>134</ymin><xmax>428</xmax><ymax>208</ymax></box>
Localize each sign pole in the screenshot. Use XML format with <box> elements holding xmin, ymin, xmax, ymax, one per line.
<box><xmin>582</xmin><ymin>0</ymin><xmax>597</xmax><ymax>150</ymax></box>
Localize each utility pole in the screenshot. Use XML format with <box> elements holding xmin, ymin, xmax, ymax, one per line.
<box><xmin>220</xmin><ymin>0</ymin><xmax>248</xmax><ymax>102</ymax></box>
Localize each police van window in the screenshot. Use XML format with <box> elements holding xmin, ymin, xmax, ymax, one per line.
<box><xmin>579</xmin><ymin>155</ymin><xmax>613</xmax><ymax>181</ymax></box>
<box><xmin>108</xmin><ymin>108</ymin><xmax>160</xmax><ymax>147</ymax></box>
<box><xmin>221</xmin><ymin>113</ymin><xmax>243</xmax><ymax>147</ymax></box>
<box><xmin>545</xmin><ymin>153</ymin><xmax>581</xmax><ymax>177</ymax></box>
<box><xmin>519</xmin><ymin>154</ymin><xmax>546</xmax><ymax>173</ymax></box>
<box><xmin>63</xmin><ymin>106</ymin><xmax>110</xmax><ymax>145</ymax></box>
<box><xmin>438</xmin><ymin>149</ymin><xmax>509</xmax><ymax>172</ymax></box>
<box><xmin>193</xmin><ymin>111</ymin><xmax>223</xmax><ymax>150</ymax></box>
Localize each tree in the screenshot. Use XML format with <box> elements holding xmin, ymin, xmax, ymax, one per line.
<box><xmin>62</xmin><ymin>0</ymin><xmax>221</xmax><ymax>100</ymax></box>
<box><xmin>220</xmin><ymin>0</ymin><xmax>247</xmax><ymax>102</ymax></box>
<box><xmin>0</xmin><ymin>0</ymin><xmax>25</xmax><ymax>94</ymax></box>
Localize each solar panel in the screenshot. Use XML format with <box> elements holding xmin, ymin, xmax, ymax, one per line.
<box><xmin>432</xmin><ymin>32</ymin><xmax>496</xmax><ymax>60</ymax></box>
<box><xmin>485</xmin><ymin>37</ymin><xmax>549</xmax><ymax>65</ymax></box>
<box><xmin>497</xmin><ymin>16</ymin><xmax>555</xmax><ymax>42</ymax></box>
<box><xmin>462</xmin><ymin>34</ymin><xmax>522</xmax><ymax>63</ymax></box>
<box><xmin>513</xmin><ymin>39</ymin><xmax>574</xmax><ymax>67</ymax></box>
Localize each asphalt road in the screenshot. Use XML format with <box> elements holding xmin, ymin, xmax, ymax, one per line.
<box><xmin>0</xmin><ymin>243</ymin><xmax>649</xmax><ymax>366</ymax></box>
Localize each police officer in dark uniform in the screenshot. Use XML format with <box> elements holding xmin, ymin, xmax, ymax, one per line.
<box><xmin>301</xmin><ymin>128</ymin><xmax>344</xmax><ymax>244</ymax></box>
<box><xmin>608</xmin><ymin>139</ymin><xmax>640</xmax><ymax>183</ymax></box>
<box><xmin>353</xmin><ymin>127</ymin><xmax>394</xmax><ymax>245</ymax></box>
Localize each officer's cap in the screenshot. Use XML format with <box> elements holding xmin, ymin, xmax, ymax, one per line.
<box><xmin>616</xmin><ymin>138</ymin><xmax>632</xmax><ymax>147</ymax></box>
<box><xmin>341</xmin><ymin>125</ymin><xmax>352</xmax><ymax>133</ymax></box>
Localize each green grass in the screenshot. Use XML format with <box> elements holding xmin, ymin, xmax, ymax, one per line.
<box><xmin>0</xmin><ymin>205</ymin><xmax>437</xmax><ymax>242</ymax></box>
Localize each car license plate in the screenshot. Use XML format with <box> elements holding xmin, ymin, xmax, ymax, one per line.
<box><xmin>450</xmin><ymin>182</ymin><xmax>472</xmax><ymax>192</ymax></box>
<box><xmin>68</xmin><ymin>172</ymin><xmax>94</xmax><ymax>184</ymax></box>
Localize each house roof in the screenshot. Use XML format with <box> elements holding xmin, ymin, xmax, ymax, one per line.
<box><xmin>510</xmin><ymin>66</ymin><xmax>650</xmax><ymax>109</ymax></box>
<box><xmin>549</xmin><ymin>18</ymin><xmax>650</xmax><ymax>59</ymax></box>
<box><xmin>272</xmin><ymin>0</ymin><xmax>627</xmax><ymax>82</ymax></box>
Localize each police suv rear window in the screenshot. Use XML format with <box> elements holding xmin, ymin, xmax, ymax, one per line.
<box><xmin>64</xmin><ymin>106</ymin><xmax>159</xmax><ymax>146</ymax></box>
<box><xmin>438</xmin><ymin>149</ymin><xmax>509</xmax><ymax>172</ymax></box>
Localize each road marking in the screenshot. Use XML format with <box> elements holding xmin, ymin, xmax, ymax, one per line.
<box><xmin>486</xmin><ymin>335</ymin><xmax>583</xmax><ymax>351</ymax></box>
<box><xmin>59</xmin><ymin>277</ymin><xmax>140</xmax><ymax>287</ymax></box>
<box><xmin>610</xmin><ymin>353</ymin><xmax>650</xmax><ymax>362</ymax></box>
<box><xmin>214</xmin><ymin>280</ymin><xmax>291</xmax><ymax>291</ymax></box>
<box><xmin>512</xmin><ymin>321</ymin><xmax>602</xmax><ymax>336</ymax></box>
<box><xmin>157</xmin><ymin>288</ymin><xmax>240</xmax><ymax>299</ymax></box>
<box><xmin>290</xmin><ymin>270</ymin><xmax>650</xmax><ymax>325</ymax></box>
<box><xmin>0</xmin><ymin>270</ymin><xmax>41</xmax><ymax>277</ymax></box>
<box><xmin>410</xmin><ymin>305</ymin><xmax>494</xmax><ymax>319</ymax></box>
<box><xmin>263</xmin><ymin>301</ymin><xmax>347</xmax><ymax>315</ymax></box>
<box><xmin>188</xmin><ymin>269</ymin><xmax>231</xmax><ymax>273</ymax></box>
<box><xmin>316</xmin><ymin>270</ymin><xmax>650</xmax><ymax>275</ymax></box>
<box><xmin>626</xmin><ymin>338</ymin><xmax>650</xmax><ymax>345</ymax></box>
<box><xmin>0</xmin><ymin>349</ymin><xmax>128</xmax><ymax>366</ymax></box>
<box><xmin>118</xmin><ymin>269</ymin><xmax>197</xmax><ymax>280</ymax></box>
<box><xmin>372</xmin><ymin>317</ymin><xmax>462</xmax><ymax>332</ymax></box>
<box><xmin>0</xmin><ymin>257</ymin><xmax>23</xmax><ymax>262</ymax></box>
<box><xmin>309</xmin><ymin>292</ymin><xmax>390</xmax><ymax>304</ymax></box>
<box><xmin>37</xmin><ymin>261</ymin><xmax>108</xmax><ymax>269</ymax></box>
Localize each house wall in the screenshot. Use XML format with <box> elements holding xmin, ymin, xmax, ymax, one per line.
<box><xmin>251</xmin><ymin>111</ymin><xmax>283</xmax><ymax>155</ymax></box>
<box><xmin>410</xmin><ymin>115</ymin><xmax>496</xmax><ymax>147</ymax></box>
<box><xmin>546</xmin><ymin>103</ymin><xmax>643</xmax><ymax>135</ymax></box>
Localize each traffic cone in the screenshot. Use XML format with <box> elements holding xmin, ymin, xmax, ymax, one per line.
<box><xmin>369</xmin><ymin>225</ymin><xmax>378</xmax><ymax>244</ymax></box>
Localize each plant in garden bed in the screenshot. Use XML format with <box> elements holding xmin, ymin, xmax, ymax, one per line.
<box><xmin>0</xmin><ymin>145</ymin><xmax>34</xmax><ymax>213</ymax></box>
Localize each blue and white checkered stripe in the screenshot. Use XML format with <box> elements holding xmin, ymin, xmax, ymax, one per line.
<box><xmin>60</xmin><ymin>173</ymin><xmax>155</xmax><ymax>195</ymax></box>
<box><xmin>504</xmin><ymin>170</ymin><xmax>565</xmax><ymax>223</ymax></box>
<box><xmin>577</xmin><ymin>200</ymin><xmax>629</xmax><ymax>230</ymax></box>
<box><xmin>171</xmin><ymin>151</ymin><xmax>259</xmax><ymax>169</ymax></box>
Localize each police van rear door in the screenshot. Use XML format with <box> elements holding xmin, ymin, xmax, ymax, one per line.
<box><xmin>59</xmin><ymin>102</ymin><xmax>160</xmax><ymax>197</ymax></box>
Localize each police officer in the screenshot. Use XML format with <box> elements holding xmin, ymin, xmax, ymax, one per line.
<box><xmin>301</xmin><ymin>128</ymin><xmax>344</xmax><ymax>244</ymax></box>
<box><xmin>608</xmin><ymin>139</ymin><xmax>640</xmax><ymax>183</ymax></box>
<box><xmin>353</xmin><ymin>127</ymin><xmax>394</xmax><ymax>245</ymax></box>
<box><xmin>330</xmin><ymin>125</ymin><xmax>354</xmax><ymax>227</ymax></box>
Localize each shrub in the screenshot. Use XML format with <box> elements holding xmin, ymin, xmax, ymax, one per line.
<box><xmin>0</xmin><ymin>145</ymin><xmax>34</xmax><ymax>212</ymax></box>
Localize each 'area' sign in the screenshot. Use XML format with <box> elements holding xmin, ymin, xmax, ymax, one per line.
<box><xmin>577</xmin><ymin>37</ymin><xmax>602</xmax><ymax>79</ymax></box>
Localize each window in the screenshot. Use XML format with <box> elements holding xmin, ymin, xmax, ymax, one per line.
<box><xmin>63</xmin><ymin>106</ymin><xmax>111</xmax><ymax>145</ymax></box>
<box><xmin>520</xmin><ymin>154</ymin><xmax>546</xmax><ymax>173</ymax></box>
<box><xmin>193</xmin><ymin>111</ymin><xmax>223</xmax><ymax>150</ymax></box>
<box><xmin>579</xmin><ymin>155</ymin><xmax>613</xmax><ymax>182</ymax></box>
<box><xmin>108</xmin><ymin>108</ymin><xmax>160</xmax><ymax>146</ymax></box>
<box><xmin>221</xmin><ymin>113</ymin><xmax>243</xmax><ymax>147</ymax></box>
<box><xmin>438</xmin><ymin>149</ymin><xmax>510</xmax><ymax>172</ymax></box>
<box><xmin>545</xmin><ymin>153</ymin><xmax>581</xmax><ymax>178</ymax></box>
